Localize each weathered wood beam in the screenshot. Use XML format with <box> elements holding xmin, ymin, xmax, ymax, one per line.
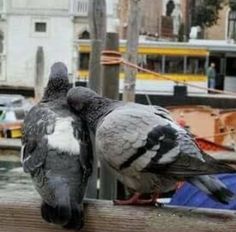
<box><xmin>99</xmin><ymin>32</ymin><xmax>120</xmax><ymax>200</ymax></box>
<box><xmin>122</xmin><ymin>0</ymin><xmax>141</xmax><ymax>102</ymax></box>
<box><xmin>87</xmin><ymin>0</ymin><xmax>106</xmax><ymax>198</ymax></box>
<box><xmin>0</xmin><ymin>197</ymin><xmax>236</xmax><ymax>232</ymax></box>
<box><xmin>88</xmin><ymin>0</ymin><xmax>106</xmax><ymax>94</ymax></box>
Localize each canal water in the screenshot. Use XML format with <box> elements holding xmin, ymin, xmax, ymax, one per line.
<box><xmin>0</xmin><ymin>154</ymin><xmax>36</xmax><ymax>199</ymax></box>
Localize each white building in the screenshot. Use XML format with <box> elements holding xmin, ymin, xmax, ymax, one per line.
<box><xmin>0</xmin><ymin>0</ymin><xmax>119</xmax><ymax>90</ymax></box>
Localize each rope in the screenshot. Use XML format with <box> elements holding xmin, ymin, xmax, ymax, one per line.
<box><xmin>195</xmin><ymin>130</ymin><xmax>236</xmax><ymax>140</ymax></box>
<box><xmin>145</xmin><ymin>94</ymin><xmax>153</xmax><ymax>105</ymax></box>
<box><xmin>101</xmin><ymin>50</ymin><xmax>236</xmax><ymax>96</ymax></box>
<box><xmin>101</xmin><ymin>50</ymin><xmax>236</xmax><ymax>143</ymax></box>
<box><xmin>101</xmin><ymin>50</ymin><xmax>123</xmax><ymax>65</ymax></box>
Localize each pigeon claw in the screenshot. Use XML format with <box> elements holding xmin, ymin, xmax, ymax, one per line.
<box><xmin>113</xmin><ymin>192</ymin><xmax>159</xmax><ymax>206</ymax></box>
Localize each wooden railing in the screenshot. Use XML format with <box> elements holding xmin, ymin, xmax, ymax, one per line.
<box><xmin>1</xmin><ymin>196</ymin><xmax>236</xmax><ymax>232</ymax></box>
<box><xmin>1</xmin><ymin>139</ymin><xmax>236</xmax><ymax>231</ymax></box>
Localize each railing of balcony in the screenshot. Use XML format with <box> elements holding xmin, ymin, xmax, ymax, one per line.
<box><xmin>75</xmin><ymin>0</ymin><xmax>88</xmax><ymax>17</ymax></box>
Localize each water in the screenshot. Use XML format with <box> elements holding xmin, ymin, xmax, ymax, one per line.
<box><xmin>0</xmin><ymin>155</ymin><xmax>37</xmax><ymax>200</ymax></box>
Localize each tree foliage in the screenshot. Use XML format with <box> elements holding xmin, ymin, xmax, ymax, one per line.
<box><xmin>229</xmin><ymin>0</ymin><xmax>236</xmax><ymax>10</ymax></box>
<box><xmin>192</xmin><ymin>0</ymin><xmax>224</xmax><ymax>28</ymax></box>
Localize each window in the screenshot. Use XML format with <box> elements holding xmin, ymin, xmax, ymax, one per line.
<box><xmin>226</xmin><ymin>57</ymin><xmax>236</xmax><ymax>76</ymax></box>
<box><xmin>31</xmin><ymin>19</ymin><xmax>49</xmax><ymax>37</ymax></box>
<box><xmin>146</xmin><ymin>55</ymin><xmax>162</xmax><ymax>72</ymax></box>
<box><xmin>228</xmin><ymin>10</ymin><xmax>236</xmax><ymax>40</ymax></box>
<box><xmin>35</xmin><ymin>22</ymin><xmax>47</xmax><ymax>32</ymax></box>
<box><xmin>76</xmin><ymin>0</ymin><xmax>89</xmax><ymax>16</ymax></box>
<box><xmin>79</xmin><ymin>53</ymin><xmax>90</xmax><ymax>70</ymax></box>
<box><xmin>165</xmin><ymin>56</ymin><xmax>184</xmax><ymax>74</ymax></box>
<box><xmin>187</xmin><ymin>57</ymin><xmax>206</xmax><ymax>74</ymax></box>
<box><xmin>78</xmin><ymin>30</ymin><xmax>90</xmax><ymax>39</ymax></box>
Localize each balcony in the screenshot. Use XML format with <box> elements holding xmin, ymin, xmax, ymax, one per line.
<box><xmin>75</xmin><ymin>0</ymin><xmax>88</xmax><ymax>17</ymax></box>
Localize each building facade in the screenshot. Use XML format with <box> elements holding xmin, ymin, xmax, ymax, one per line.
<box><xmin>0</xmin><ymin>0</ymin><xmax>119</xmax><ymax>89</ymax></box>
<box><xmin>118</xmin><ymin>0</ymin><xmax>163</xmax><ymax>39</ymax></box>
<box><xmin>118</xmin><ymin>0</ymin><xmax>186</xmax><ymax>40</ymax></box>
<box><xmin>0</xmin><ymin>0</ymin><xmax>75</xmax><ymax>88</ymax></box>
<box><xmin>0</xmin><ymin>0</ymin><xmax>235</xmax><ymax>90</ymax></box>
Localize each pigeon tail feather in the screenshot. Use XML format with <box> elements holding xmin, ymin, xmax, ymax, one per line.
<box><xmin>188</xmin><ymin>175</ymin><xmax>236</xmax><ymax>204</ymax></box>
<box><xmin>41</xmin><ymin>201</ymin><xmax>84</xmax><ymax>229</ymax></box>
<box><xmin>41</xmin><ymin>201</ymin><xmax>72</xmax><ymax>226</ymax></box>
<box><xmin>63</xmin><ymin>203</ymin><xmax>84</xmax><ymax>230</ymax></box>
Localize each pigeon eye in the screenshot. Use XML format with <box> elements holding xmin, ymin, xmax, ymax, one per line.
<box><xmin>71</xmin><ymin>102</ymin><xmax>83</xmax><ymax>111</ymax></box>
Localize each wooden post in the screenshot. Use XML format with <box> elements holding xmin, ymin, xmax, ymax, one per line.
<box><xmin>88</xmin><ymin>40</ymin><xmax>103</xmax><ymax>94</ymax></box>
<box><xmin>34</xmin><ymin>46</ymin><xmax>44</xmax><ymax>102</ymax></box>
<box><xmin>88</xmin><ymin>0</ymin><xmax>106</xmax><ymax>94</ymax></box>
<box><xmin>99</xmin><ymin>32</ymin><xmax>120</xmax><ymax>200</ymax></box>
<box><xmin>122</xmin><ymin>0</ymin><xmax>141</xmax><ymax>102</ymax></box>
<box><xmin>86</xmin><ymin>0</ymin><xmax>106</xmax><ymax>199</ymax></box>
<box><xmin>102</xmin><ymin>32</ymin><xmax>119</xmax><ymax>99</ymax></box>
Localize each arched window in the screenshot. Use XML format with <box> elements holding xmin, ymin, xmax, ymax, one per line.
<box><xmin>166</xmin><ymin>0</ymin><xmax>175</xmax><ymax>16</ymax></box>
<box><xmin>77</xmin><ymin>30</ymin><xmax>90</xmax><ymax>73</ymax></box>
<box><xmin>78</xmin><ymin>30</ymin><xmax>90</xmax><ymax>39</ymax></box>
<box><xmin>228</xmin><ymin>10</ymin><xmax>236</xmax><ymax>40</ymax></box>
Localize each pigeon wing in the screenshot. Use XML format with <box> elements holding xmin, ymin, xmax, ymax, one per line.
<box><xmin>21</xmin><ymin>105</ymin><xmax>56</xmax><ymax>173</ymax></box>
<box><xmin>96</xmin><ymin>106</ymin><xmax>171</xmax><ymax>172</ymax></box>
<box><xmin>78</xmin><ymin>122</ymin><xmax>93</xmax><ymax>179</ymax></box>
<box><xmin>144</xmin><ymin>130</ymin><xmax>236</xmax><ymax>177</ymax></box>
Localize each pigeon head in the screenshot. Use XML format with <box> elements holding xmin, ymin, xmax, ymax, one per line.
<box><xmin>67</xmin><ymin>87</ymin><xmax>121</xmax><ymax>132</ymax></box>
<box><xmin>49</xmin><ymin>62</ymin><xmax>68</xmax><ymax>80</ymax></box>
<box><xmin>43</xmin><ymin>62</ymin><xmax>70</xmax><ymax>101</ymax></box>
<box><xmin>67</xmin><ymin>86</ymin><xmax>98</xmax><ymax>112</ymax></box>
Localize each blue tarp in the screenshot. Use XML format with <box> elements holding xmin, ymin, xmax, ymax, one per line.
<box><xmin>169</xmin><ymin>174</ymin><xmax>236</xmax><ymax>209</ymax></box>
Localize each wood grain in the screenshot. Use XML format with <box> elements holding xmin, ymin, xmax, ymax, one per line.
<box><xmin>0</xmin><ymin>197</ymin><xmax>236</xmax><ymax>232</ymax></box>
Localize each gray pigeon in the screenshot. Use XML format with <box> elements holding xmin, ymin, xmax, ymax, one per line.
<box><xmin>67</xmin><ymin>86</ymin><xmax>236</xmax><ymax>205</ymax></box>
<box><xmin>21</xmin><ymin>63</ymin><xmax>92</xmax><ymax>229</ymax></box>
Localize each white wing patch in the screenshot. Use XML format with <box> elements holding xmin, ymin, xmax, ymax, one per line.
<box><xmin>20</xmin><ymin>144</ymin><xmax>27</xmax><ymax>164</ymax></box>
<box><xmin>132</xmin><ymin>150</ymin><xmax>157</xmax><ymax>171</ymax></box>
<box><xmin>47</xmin><ymin>117</ymin><xmax>80</xmax><ymax>155</ymax></box>
<box><xmin>157</xmin><ymin>146</ymin><xmax>180</xmax><ymax>164</ymax></box>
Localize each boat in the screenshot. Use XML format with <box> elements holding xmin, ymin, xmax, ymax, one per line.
<box><xmin>168</xmin><ymin>105</ymin><xmax>236</xmax><ymax>151</ymax></box>
<box><xmin>0</xmin><ymin>94</ymin><xmax>33</xmax><ymax>138</ymax></box>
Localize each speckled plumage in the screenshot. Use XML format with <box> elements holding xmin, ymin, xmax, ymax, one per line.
<box><xmin>22</xmin><ymin>63</ymin><xmax>92</xmax><ymax>229</ymax></box>
<box><xmin>67</xmin><ymin>86</ymin><xmax>236</xmax><ymax>204</ymax></box>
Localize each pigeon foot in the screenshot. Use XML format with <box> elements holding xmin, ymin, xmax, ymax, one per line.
<box><xmin>113</xmin><ymin>192</ymin><xmax>159</xmax><ymax>206</ymax></box>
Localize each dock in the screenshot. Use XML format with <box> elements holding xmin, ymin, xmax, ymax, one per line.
<box><xmin>1</xmin><ymin>196</ymin><xmax>236</xmax><ymax>232</ymax></box>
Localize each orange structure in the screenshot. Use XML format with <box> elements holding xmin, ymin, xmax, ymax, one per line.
<box><xmin>168</xmin><ymin>105</ymin><xmax>236</xmax><ymax>151</ymax></box>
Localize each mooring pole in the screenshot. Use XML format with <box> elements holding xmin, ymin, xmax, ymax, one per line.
<box><xmin>100</xmin><ymin>32</ymin><xmax>120</xmax><ymax>200</ymax></box>
<box><xmin>35</xmin><ymin>46</ymin><xmax>44</xmax><ymax>102</ymax></box>
<box><xmin>86</xmin><ymin>0</ymin><xmax>106</xmax><ymax>199</ymax></box>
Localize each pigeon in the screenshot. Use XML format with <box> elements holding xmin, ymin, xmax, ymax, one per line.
<box><xmin>67</xmin><ymin>86</ymin><xmax>236</xmax><ymax>205</ymax></box>
<box><xmin>21</xmin><ymin>63</ymin><xmax>93</xmax><ymax>229</ymax></box>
